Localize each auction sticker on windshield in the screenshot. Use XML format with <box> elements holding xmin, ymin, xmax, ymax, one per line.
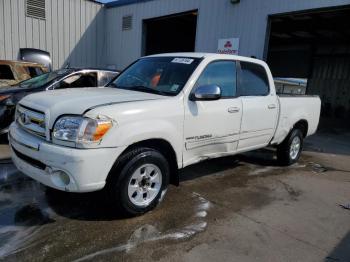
<box><xmin>171</xmin><ymin>58</ymin><xmax>194</xmax><ymax>64</ymax></box>
<box><xmin>170</xmin><ymin>84</ymin><xmax>180</xmax><ymax>92</ymax></box>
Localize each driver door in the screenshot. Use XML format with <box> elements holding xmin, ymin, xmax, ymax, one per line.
<box><xmin>183</xmin><ymin>60</ymin><xmax>242</xmax><ymax>167</ymax></box>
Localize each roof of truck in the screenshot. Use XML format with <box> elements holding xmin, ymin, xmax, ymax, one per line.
<box><xmin>145</xmin><ymin>52</ymin><xmax>266</xmax><ymax>65</ymax></box>
<box><xmin>146</xmin><ymin>52</ymin><xmax>209</xmax><ymax>58</ymax></box>
<box><xmin>68</xmin><ymin>67</ymin><xmax>120</xmax><ymax>73</ymax></box>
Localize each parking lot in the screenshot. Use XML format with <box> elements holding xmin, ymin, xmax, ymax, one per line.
<box><xmin>0</xmin><ymin>129</ymin><xmax>349</xmax><ymax>262</ymax></box>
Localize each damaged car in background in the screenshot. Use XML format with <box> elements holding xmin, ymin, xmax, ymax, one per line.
<box><xmin>0</xmin><ymin>68</ymin><xmax>119</xmax><ymax>135</ymax></box>
<box><xmin>0</xmin><ymin>60</ymin><xmax>48</xmax><ymax>88</ymax></box>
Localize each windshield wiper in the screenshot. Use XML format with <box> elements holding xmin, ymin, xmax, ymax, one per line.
<box><xmin>108</xmin><ymin>82</ymin><xmax>118</xmax><ymax>88</ymax></box>
<box><xmin>126</xmin><ymin>86</ymin><xmax>170</xmax><ymax>96</ymax></box>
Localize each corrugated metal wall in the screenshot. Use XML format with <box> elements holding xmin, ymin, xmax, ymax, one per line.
<box><xmin>308</xmin><ymin>52</ymin><xmax>350</xmax><ymax>118</ymax></box>
<box><xmin>105</xmin><ymin>0</ymin><xmax>350</xmax><ymax>70</ymax></box>
<box><xmin>0</xmin><ymin>0</ymin><xmax>104</xmax><ymax>69</ymax></box>
<box><xmin>1</xmin><ymin>0</ymin><xmax>349</xmax><ymax>71</ymax></box>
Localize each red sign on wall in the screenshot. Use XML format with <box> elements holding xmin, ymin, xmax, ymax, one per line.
<box><xmin>218</xmin><ymin>38</ymin><xmax>239</xmax><ymax>55</ymax></box>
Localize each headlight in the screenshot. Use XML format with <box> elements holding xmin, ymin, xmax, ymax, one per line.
<box><xmin>53</xmin><ymin>115</ymin><xmax>113</xmax><ymax>143</ymax></box>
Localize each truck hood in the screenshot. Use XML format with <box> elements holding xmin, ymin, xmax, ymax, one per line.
<box><xmin>19</xmin><ymin>87</ymin><xmax>164</xmax><ymax>127</ymax></box>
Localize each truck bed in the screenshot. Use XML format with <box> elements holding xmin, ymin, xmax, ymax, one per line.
<box><xmin>271</xmin><ymin>95</ymin><xmax>321</xmax><ymax>145</ymax></box>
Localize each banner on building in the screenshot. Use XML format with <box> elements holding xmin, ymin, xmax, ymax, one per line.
<box><xmin>217</xmin><ymin>38</ymin><xmax>239</xmax><ymax>55</ymax></box>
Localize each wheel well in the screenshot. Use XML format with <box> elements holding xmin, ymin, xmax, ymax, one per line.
<box><xmin>118</xmin><ymin>139</ymin><xmax>179</xmax><ymax>186</ymax></box>
<box><xmin>294</xmin><ymin>120</ymin><xmax>308</xmax><ymax>137</ymax></box>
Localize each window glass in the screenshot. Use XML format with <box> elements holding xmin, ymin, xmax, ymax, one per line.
<box><xmin>0</xmin><ymin>65</ymin><xmax>15</xmax><ymax>80</ymax></box>
<box><xmin>239</xmin><ymin>62</ymin><xmax>269</xmax><ymax>96</ymax></box>
<box><xmin>99</xmin><ymin>71</ymin><xmax>118</xmax><ymax>86</ymax></box>
<box><xmin>55</xmin><ymin>73</ymin><xmax>97</xmax><ymax>89</ymax></box>
<box><xmin>25</xmin><ymin>66</ymin><xmax>44</xmax><ymax>77</ymax></box>
<box><xmin>18</xmin><ymin>69</ymin><xmax>72</xmax><ymax>89</ymax></box>
<box><xmin>195</xmin><ymin>61</ymin><xmax>237</xmax><ymax>97</ymax></box>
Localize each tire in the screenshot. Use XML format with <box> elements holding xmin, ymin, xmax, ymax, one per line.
<box><xmin>277</xmin><ymin>129</ymin><xmax>304</xmax><ymax>166</ymax></box>
<box><xmin>106</xmin><ymin>147</ymin><xmax>170</xmax><ymax>216</ymax></box>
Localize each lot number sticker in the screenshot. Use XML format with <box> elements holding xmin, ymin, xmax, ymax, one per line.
<box><xmin>172</xmin><ymin>58</ymin><xmax>194</xmax><ymax>64</ymax></box>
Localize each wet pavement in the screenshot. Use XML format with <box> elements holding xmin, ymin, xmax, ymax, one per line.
<box><xmin>0</xmin><ymin>131</ymin><xmax>350</xmax><ymax>261</ymax></box>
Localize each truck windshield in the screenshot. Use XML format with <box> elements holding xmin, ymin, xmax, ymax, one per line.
<box><xmin>108</xmin><ymin>57</ymin><xmax>201</xmax><ymax>96</ymax></box>
<box><xmin>18</xmin><ymin>69</ymin><xmax>72</xmax><ymax>89</ymax></box>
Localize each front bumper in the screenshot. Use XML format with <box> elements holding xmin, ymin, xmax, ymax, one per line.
<box><xmin>9</xmin><ymin>122</ymin><xmax>126</xmax><ymax>192</ymax></box>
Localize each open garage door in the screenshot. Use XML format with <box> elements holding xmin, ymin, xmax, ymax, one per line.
<box><xmin>143</xmin><ymin>10</ymin><xmax>198</xmax><ymax>56</ymax></box>
<box><xmin>266</xmin><ymin>6</ymin><xmax>350</xmax><ymax>128</ymax></box>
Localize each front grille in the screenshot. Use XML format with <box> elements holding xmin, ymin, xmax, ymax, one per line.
<box><xmin>12</xmin><ymin>147</ymin><xmax>46</xmax><ymax>170</ymax></box>
<box><xmin>16</xmin><ymin>105</ymin><xmax>46</xmax><ymax>138</ymax></box>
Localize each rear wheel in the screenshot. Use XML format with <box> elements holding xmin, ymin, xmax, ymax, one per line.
<box><xmin>277</xmin><ymin>129</ymin><xmax>304</xmax><ymax>166</ymax></box>
<box><xmin>106</xmin><ymin>147</ymin><xmax>169</xmax><ymax>216</ymax></box>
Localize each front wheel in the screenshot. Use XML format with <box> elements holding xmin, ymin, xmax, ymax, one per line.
<box><xmin>106</xmin><ymin>147</ymin><xmax>170</xmax><ymax>216</ymax></box>
<box><xmin>277</xmin><ymin>129</ymin><xmax>304</xmax><ymax>166</ymax></box>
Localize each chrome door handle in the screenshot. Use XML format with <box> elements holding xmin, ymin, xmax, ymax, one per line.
<box><xmin>268</xmin><ymin>104</ymin><xmax>276</xmax><ymax>109</ymax></box>
<box><xmin>228</xmin><ymin>107</ymin><xmax>240</xmax><ymax>113</ymax></box>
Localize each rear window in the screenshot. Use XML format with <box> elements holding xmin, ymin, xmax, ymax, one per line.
<box><xmin>239</xmin><ymin>62</ymin><xmax>269</xmax><ymax>96</ymax></box>
<box><xmin>0</xmin><ymin>65</ymin><xmax>15</xmax><ymax>80</ymax></box>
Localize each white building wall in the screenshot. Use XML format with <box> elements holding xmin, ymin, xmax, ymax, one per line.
<box><xmin>1</xmin><ymin>0</ymin><xmax>349</xmax><ymax>70</ymax></box>
<box><xmin>0</xmin><ymin>0</ymin><xmax>104</xmax><ymax>69</ymax></box>
<box><xmin>105</xmin><ymin>0</ymin><xmax>350</xmax><ymax>70</ymax></box>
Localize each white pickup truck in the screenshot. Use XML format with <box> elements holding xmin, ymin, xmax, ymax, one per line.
<box><xmin>9</xmin><ymin>53</ymin><xmax>321</xmax><ymax>215</ymax></box>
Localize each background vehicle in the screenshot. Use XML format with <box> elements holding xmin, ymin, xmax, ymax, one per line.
<box><xmin>0</xmin><ymin>60</ymin><xmax>48</xmax><ymax>87</ymax></box>
<box><xmin>0</xmin><ymin>68</ymin><xmax>119</xmax><ymax>135</ymax></box>
<box><xmin>9</xmin><ymin>53</ymin><xmax>321</xmax><ymax>216</ymax></box>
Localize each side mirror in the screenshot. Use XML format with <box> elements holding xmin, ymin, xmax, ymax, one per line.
<box><xmin>190</xmin><ymin>85</ymin><xmax>221</xmax><ymax>101</ymax></box>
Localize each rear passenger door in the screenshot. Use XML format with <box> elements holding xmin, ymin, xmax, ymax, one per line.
<box><xmin>237</xmin><ymin>61</ymin><xmax>278</xmax><ymax>151</ymax></box>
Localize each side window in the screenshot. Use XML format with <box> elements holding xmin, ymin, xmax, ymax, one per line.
<box><xmin>0</xmin><ymin>65</ymin><xmax>15</xmax><ymax>80</ymax></box>
<box><xmin>99</xmin><ymin>72</ymin><xmax>118</xmax><ymax>86</ymax></box>
<box><xmin>239</xmin><ymin>62</ymin><xmax>269</xmax><ymax>96</ymax></box>
<box><xmin>55</xmin><ymin>73</ymin><xmax>98</xmax><ymax>89</ymax></box>
<box><xmin>195</xmin><ymin>61</ymin><xmax>237</xmax><ymax>97</ymax></box>
<box><xmin>70</xmin><ymin>73</ymin><xmax>97</xmax><ymax>87</ymax></box>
